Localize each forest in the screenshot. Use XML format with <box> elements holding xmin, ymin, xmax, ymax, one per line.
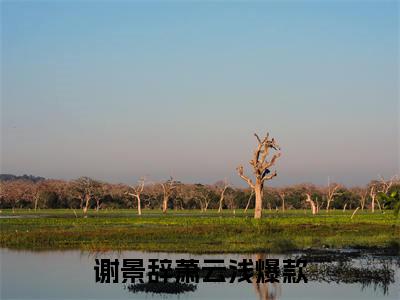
<box><xmin>1</xmin><ymin>173</ymin><xmax>399</xmax><ymax>216</ymax></box>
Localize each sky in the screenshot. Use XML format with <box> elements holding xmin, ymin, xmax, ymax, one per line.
<box><xmin>1</xmin><ymin>0</ymin><xmax>399</xmax><ymax>187</ymax></box>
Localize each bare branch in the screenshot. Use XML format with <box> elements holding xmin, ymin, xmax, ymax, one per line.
<box><xmin>262</xmin><ymin>152</ymin><xmax>282</xmax><ymax>170</ymax></box>
<box><xmin>236</xmin><ymin>166</ymin><xmax>255</xmax><ymax>188</ymax></box>
<box><xmin>262</xmin><ymin>170</ymin><xmax>277</xmax><ymax>182</ymax></box>
<box><xmin>254</xmin><ymin>133</ymin><xmax>262</xmax><ymax>144</ymax></box>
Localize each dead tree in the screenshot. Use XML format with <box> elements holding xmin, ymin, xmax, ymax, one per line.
<box><xmin>217</xmin><ymin>179</ymin><xmax>229</xmax><ymax>213</ymax></box>
<box><xmin>325</xmin><ymin>179</ymin><xmax>340</xmax><ymax>212</ymax></box>
<box><xmin>161</xmin><ymin>177</ymin><xmax>176</xmax><ymax>213</ymax></box>
<box><xmin>244</xmin><ymin>190</ymin><xmax>255</xmax><ymax>213</ymax></box>
<box><xmin>370</xmin><ymin>185</ymin><xmax>377</xmax><ymax>213</ymax></box>
<box><xmin>237</xmin><ymin>132</ymin><xmax>281</xmax><ymax>219</ymax></box>
<box><xmin>94</xmin><ymin>183</ymin><xmax>108</xmax><ymax>212</ymax></box>
<box><xmin>202</xmin><ymin>196</ymin><xmax>212</xmax><ymax>212</ymax></box>
<box><xmin>194</xmin><ymin>184</ymin><xmax>213</xmax><ymax>212</ymax></box>
<box><xmin>379</xmin><ymin>175</ymin><xmax>397</xmax><ymax>194</ymax></box>
<box><xmin>33</xmin><ymin>182</ymin><xmax>43</xmax><ymax>211</ymax></box>
<box><xmin>369</xmin><ymin>183</ymin><xmax>384</xmax><ymax>212</ymax></box>
<box><xmin>71</xmin><ymin>177</ymin><xmax>101</xmax><ymax>217</ymax></box>
<box><xmin>353</xmin><ymin>187</ymin><xmax>368</xmax><ymax>211</ymax></box>
<box><xmin>127</xmin><ymin>177</ymin><xmax>145</xmax><ymax>216</ymax></box>
<box><xmin>305</xmin><ymin>193</ymin><xmax>317</xmax><ymax>215</ymax></box>
<box><xmin>368</xmin><ymin>176</ymin><xmax>397</xmax><ymax>213</ymax></box>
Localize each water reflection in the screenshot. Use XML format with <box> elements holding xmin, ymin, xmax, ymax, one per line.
<box><xmin>252</xmin><ymin>253</ymin><xmax>281</xmax><ymax>300</ymax></box>
<box><xmin>121</xmin><ymin>251</ymin><xmax>398</xmax><ymax>299</ymax></box>
<box><xmin>125</xmin><ymin>282</ymin><xmax>197</xmax><ymax>294</ymax></box>
<box><xmin>299</xmin><ymin>252</ymin><xmax>397</xmax><ymax>295</ymax></box>
<box><xmin>1</xmin><ymin>249</ymin><xmax>399</xmax><ymax>300</ymax></box>
<box><xmin>252</xmin><ymin>281</ymin><xmax>281</xmax><ymax>300</ymax></box>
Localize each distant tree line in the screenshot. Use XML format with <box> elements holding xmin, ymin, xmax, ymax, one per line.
<box><xmin>0</xmin><ymin>174</ymin><xmax>398</xmax><ymax>214</ymax></box>
<box><xmin>0</xmin><ymin>174</ymin><xmax>45</xmax><ymax>183</ymax></box>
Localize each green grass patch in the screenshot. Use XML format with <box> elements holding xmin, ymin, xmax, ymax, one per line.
<box><xmin>0</xmin><ymin>209</ymin><xmax>399</xmax><ymax>253</ymax></box>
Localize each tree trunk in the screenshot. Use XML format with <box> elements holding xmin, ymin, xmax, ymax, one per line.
<box><xmin>244</xmin><ymin>201</ymin><xmax>250</xmax><ymax>213</ymax></box>
<box><xmin>83</xmin><ymin>194</ymin><xmax>90</xmax><ymax>217</ymax></box>
<box><xmin>306</xmin><ymin>194</ymin><xmax>316</xmax><ymax>215</ymax></box>
<box><xmin>254</xmin><ymin>181</ymin><xmax>263</xmax><ymax>219</ymax></box>
<box><xmin>244</xmin><ymin>191</ymin><xmax>254</xmax><ymax>213</ymax></box>
<box><xmin>351</xmin><ymin>207</ymin><xmax>360</xmax><ymax>219</ymax></box>
<box><xmin>310</xmin><ymin>202</ymin><xmax>316</xmax><ymax>215</ymax></box>
<box><xmin>326</xmin><ymin>200</ymin><xmax>331</xmax><ymax>212</ymax></box>
<box><xmin>136</xmin><ymin>196</ymin><xmax>142</xmax><ymax>216</ymax></box>
<box><xmin>376</xmin><ymin>198</ymin><xmax>382</xmax><ymax>211</ymax></box>
<box><xmin>371</xmin><ymin>195</ymin><xmax>375</xmax><ymax>213</ymax></box>
<box><xmin>162</xmin><ymin>196</ymin><xmax>168</xmax><ymax>213</ymax></box>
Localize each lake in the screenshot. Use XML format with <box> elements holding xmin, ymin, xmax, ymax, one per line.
<box><xmin>1</xmin><ymin>249</ymin><xmax>399</xmax><ymax>299</ymax></box>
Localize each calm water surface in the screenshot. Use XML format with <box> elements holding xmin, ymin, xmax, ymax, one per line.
<box><xmin>1</xmin><ymin>249</ymin><xmax>399</xmax><ymax>300</ymax></box>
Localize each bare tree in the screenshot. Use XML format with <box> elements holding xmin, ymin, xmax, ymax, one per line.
<box><xmin>33</xmin><ymin>182</ymin><xmax>42</xmax><ymax>211</ymax></box>
<box><xmin>94</xmin><ymin>183</ymin><xmax>109</xmax><ymax>212</ymax></box>
<box><xmin>224</xmin><ymin>188</ymin><xmax>237</xmax><ymax>211</ymax></box>
<box><xmin>160</xmin><ymin>177</ymin><xmax>176</xmax><ymax>213</ymax></box>
<box><xmin>217</xmin><ymin>179</ymin><xmax>229</xmax><ymax>213</ymax></box>
<box><xmin>305</xmin><ymin>193</ymin><xmax>317</xmax><ymax>215</ymax></box>
<box><xmin>368</xmin><ymin>176</ymin><xmax>397</xmax><ymax>213</ymax></box>
<box><xmin>369</xmin><ymin>185</ymin><xmax>377</xmax><ymax>213</ymax></box>
<box><xmin>352</xmin><ymin>187</ymin><xmax>368</xmax><ymax>211</ymax></box>
<box><xmin>194</xmin><ymin>184</ymin><xmax>214</xmax><ymax>212</ymax></box>
<box><xmin>359</xmin><ymin>189</ymin><xmax>368</xmax><ymax>211</ymax></box>
<box><xmin>127</xmin><ymin>177</ymin><xmax>145</xmax><ymax>216</ymax></box>
<box><xmin>237</xmin><ymin>132</ymin><xmax>281</xmax><ymax>219</ymax></box>
<box><xmin>70</xmin><ymin>177</ymin><xmax>101</xmax><ymax>217</ymax></box>
<box><xmin>369</xmin><ymin>181</ymin><xmax>383</xmax><ymax>213</ymax></box>
<box><xmin>379</xmin><ymin>175</ymin><xmax>397</xmax><ymax>194</ymax></box>
<box><xmin>325</xmin><ymin>178</ymin><xmax>340</xmax><ymax>212</ymax></box>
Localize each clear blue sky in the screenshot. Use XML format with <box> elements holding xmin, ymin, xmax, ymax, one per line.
<box><xmin>1</xmin><ymin>1</ymin><xmax>398</xmax><ymax>186</ymax></box>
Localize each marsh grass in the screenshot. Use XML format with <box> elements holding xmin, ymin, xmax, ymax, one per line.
<box><xmin>0</xmin><ymin>209</ymin><xmax>398</xmax><ymax>253</ymax></box>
